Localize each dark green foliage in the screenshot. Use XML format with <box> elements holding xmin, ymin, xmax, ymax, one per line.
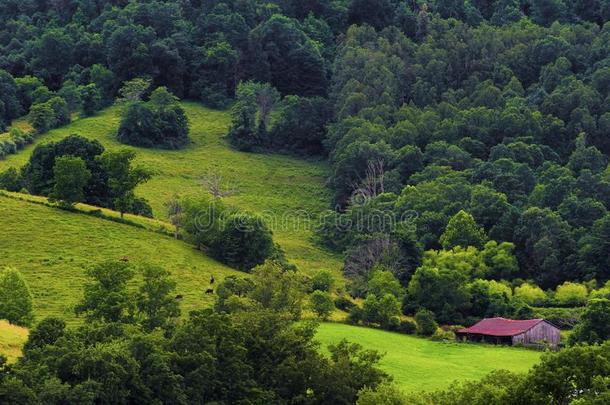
<box><xmin>0</xmin><ymin>167</ymin><xmax>23</xmax><ymax>192</ymax></box>
<box><xmin>0</xmin><ymin>69</ymin><xmax>21</xmax><ymax>130</ymax></box>
<box><xmin>97</xmin><ymin>149</ymin><xmax>152</xmax><ymax>217</ymax></box>
<box><xmin>210</xmin><ymin>213</ymin><xmax>275</xmax><ymax>272</ymax></box>
<box><xmin>22</xmin><ymin>134</ymin><xmax>109</xmax><ymax>203</ymax></box>
<box><xmin>117</xmin><ymin>91</ymin><xmax>189</xmax><ymax>149</ymax></box>
<box><xmin>79</xmin><ymin>83</ymin><xmax>102</xmax><ymax>116</ymax></box>
<box><xmin>310</xmin><ymin>269</ymin><xmax>335</xmax><ymax>292</ymax></box>
<box><xmin>415</xmin><ymin>309</ymin><xmax>438</xmax><ymax>336</ymax></box>
<box><xmin>135</xmin><ymin>264</ymin><xmax>180</xmax><ymax>332</ymax></box>
<box><xmin>310</xmin><ymin>290</ymin><xmax>335</xmax><ymax>319</ymax></box>
<box><xmin>117</xmin><ymin>88</ymin><xmax>188</xmax><ymax>149</ymax></box>
<box><xmin>22</xmin><ymin>317</ymin><xmax>66</xmax><ymax>353</ymax></box>
<box><xmin>49</xmin><ymin>156</ymin><xmax>91</xmax><ymax>206</ymax></box>
<box><xmin>74</xmin><ymin>260</ymin><xmax>136</xmax><ymax>323</ymax></box>
<box><xmin>28</xmin><ymin>102</ymin><xmax>55</xmax><ymax>133</ymax></box>
<box><xmin>0</xmin><ymin>260</ymin><xmax>391</xmax><ymax>404</ymax></box>
<box><xmin>534</xmin><ymin>306</ymin><xmax>583</xmax><ymax>329</ymax></box>
<box><xmin>248</xmin><ymin>14</ymin><xmax>327</xmax><ymax>97</ymax></box>
<box><xmin>578</xmin><ymin>213</ymin><xmax>610</xmax><ymax>281</ymax></box>
<box><xmin>269</xmin><ymin>95</ymin><xmax>332</xmax><ymax>155</ymax></box>
<box><xmin>569</xmin><ymin>298</ymin><xmax>610</xmax><ymax>344</ymax></box>
<box><xmin>180</xmin><ymin>197</ymin><xmax>276</xmax><ymax>272</ymax></box>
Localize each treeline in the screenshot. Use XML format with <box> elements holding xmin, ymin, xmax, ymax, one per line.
<box><xmin>306</xmin><ymin>15</ymin><xmax>610</xmax><ymax>335</ymax></box>
<box><xmin>1</xmin><ymin>134</ymin><xmax>153</xmax><ymax>216</ymax></box>
<box><xmin>3</xmin><ymin>259</ymin><xmax>610</xmax><ymax>404</ymax></box>
<box><xmin>0</xmin><ymin>260</ymin><xmax>390</xmax><ymax>404</ymax></box>
<box><xmin>210</xmin><ymin>4</ymin><xmax>610</xmax><ymax>313</ymax></box>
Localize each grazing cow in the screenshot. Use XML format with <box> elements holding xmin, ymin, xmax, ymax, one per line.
<box><xmin>205</xmin><ymin>288</ymin><xmax>214</xmax><ymax>294</ymax></box>
<box><xmin>175</xmin><ymin>294</ymin><xmax>183</xmax><ymax>301</ymax></box>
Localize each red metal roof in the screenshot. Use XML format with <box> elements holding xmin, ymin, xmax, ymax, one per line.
<box><xmin>456</xmin><ymin>317</ymin><xmax>544</xmax><ymax>337</ymax></box>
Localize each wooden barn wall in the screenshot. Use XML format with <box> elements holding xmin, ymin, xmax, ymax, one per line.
<box><xmin>512</xmin><ymin>322</ymin><xmax>560</xmax><ymax>347</ymax></box>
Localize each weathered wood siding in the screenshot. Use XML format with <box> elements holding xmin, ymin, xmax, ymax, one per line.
<box><xmin>512</xmin><ymin>321</ymin><xmax>560</xmax><ymax>348</ymax></box>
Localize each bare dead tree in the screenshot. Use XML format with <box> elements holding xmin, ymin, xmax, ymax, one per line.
<box><xmin>200</xmin><ymin>169</ymin><xmax>238</xmax><ymax>198</ymax></box>
<box><xmin>350</xmin><ymin>159</ymin><xmax>386</xmax><ymax>205</ymax></box>
<box><xmin>343</xmin><ymin>236</ymin><xmax>398</xmax><ymax>279</ymax></box>
<box><xmin>255</xmin><ymin>84</ymin><xmax>279</xmax><ymax>128</ymax></box>
<box><xmin>165</xmin><ymin>196</ymin><xmax>182</xmax><ymax>239</ymax></box>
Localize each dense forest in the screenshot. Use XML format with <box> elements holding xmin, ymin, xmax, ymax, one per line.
<box><xmin>1</xmin><ymin>0</ymin><xmax>610</xmax><ymax>403</ymax></box>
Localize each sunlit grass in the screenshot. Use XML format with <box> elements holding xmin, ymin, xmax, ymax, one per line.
<box><xmin>0</xmin><ymin>102</ymin><xmax>342</xmax><ymax>276</ymax></box>
<box><xmin>316</xmin><ymin>322</ymin><xmax>542</xmax><ymax>393</ymax></box>
<box><xmin>0</xmin><ymin>320</ymin><xmax>29</xmax><ymax>363</ymax></box>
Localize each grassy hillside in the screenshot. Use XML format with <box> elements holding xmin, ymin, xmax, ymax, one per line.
<box><xmin>316</xmin><ymin>323</ymin><xmax>542</xmax><ymax>393</ymax></box>
<box><xmin>0</xmin><ymin>195</ymin><xmax>240</xmax><ymax>326</ymax></box>
<box><xmin>0</xmin><ymin>102</ymin><xmax>341</xmax><ymax>275</ymax></box>
<box><xmin>0</xmin><ymin>320</ymin><xmax>28</xmax><ymax>363</ymax></box>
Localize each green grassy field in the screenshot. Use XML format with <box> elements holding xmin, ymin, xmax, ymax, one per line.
<box><xmin>0</xmin><ymin>103</ymin><xmax>341</xmax><ymax>275</ymax></box>
<box><xmin>0</xmin><ymin>320</ymin><xmax>28</xmax><ymax>363</ymax></box>
<box><xmin>315</xmin><ymin>323</ymin><xmax>542</xmax><ymax>393</ymax></box>
<box><xmin>0</xmin><ymin>195</ymin><xmax>240</xmax><ymax>326</ymax></box>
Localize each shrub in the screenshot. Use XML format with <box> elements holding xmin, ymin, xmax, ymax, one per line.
<box><xmin>569</xmin><ymin>298</ymin><xmax>610</xmax><ymax>344</ymax></box>
<box><xmin>28</xmin><ymin>102</ymin><xmax>55</xmax><ymax>133</ymax></box>
<box><xmin>514</xmin><ymin>283</ymin><xmax>547</xmax><ymax>306</ymax></box>
<box><xmin>0</xmin><ymin>167</ymin><xmax>23</xmax><ymax>191</ymax></box>
<box><xmin>555</xmin><ymin>282</ymin><xmax>588</xmax><ymax>306</ymax></box>
<box><xmin>347</xmin><ymin>306</ymin><xmax>364</xmax><ymax>324</ymax></box>
<box><xmin>362</xmin><ymin>293</ymin><xmax>402</xmax><ymax>329</ymax></box>
<box><xmin>311</xmin><ymin>270</ymin><xmax>335</xmax><ymax>292</ymax></box>
<box><xmin>209</xmin><ymin>212</ymin><xmax>274</xmax><ymax>272</ymax></box>
<box><xmin>357</xmin><ymin>382</ymin><xmax>408</xmax><ymax>405</ymax></box>
<box><xmin>533</xmin><ymin>307</ymin><xmax>582</xmax><ymax>329</ymax></box>
<box><xmin>334</xmin><ymin>295</ymin><xmax>356</xmax><ymax>311</ymax></box>
<box><xmin>513</xmin><ymin>302</ymin><xmax>536</xmax><ymax>319</ymax></box>
<box><xmin>431</xmin><ymin>328</ymin><xmax>455</xmax><ymax>341</ymax></box>
<box><xmin>590</xmin><ymin>281</ymin><xmax>610</xmax><ymax>300</ymax></box>
<box><xmin>117</xmin><ymin>88</ymin><xmax>189</xmax><ymax>149</ymax></box>
<box><xmin>23</xmin><ymin>317</ymin><xmax>66</xmax><ymax>353</ymax></box>
<box><xmin>397</xmin><ymin>319</ymin><xmax>417</xmax><ymax>334</ymax></box>
<box><xmin>47</xmin><ymin>96</ymin><xmax>71</xmax><ymax>126</ymax></box>
<box><xmin>0</xmin><ymin>267</ymin><xmax>34</xmax><ymax>326</ymax></box>
<box><xmin>415</xmin><ymin>309</ymin><xmax>438</xmax><ymax>336</ymax></box>
<box><xmin>309</xmin><ymin>290</ymin><xmax>335</xmax><ymax>320</ymax></box>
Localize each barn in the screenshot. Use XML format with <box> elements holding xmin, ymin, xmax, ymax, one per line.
<box><xmin>455</xmin><ymin>317</ymin><xmax>560</xmax><ymax>349</ymax></box>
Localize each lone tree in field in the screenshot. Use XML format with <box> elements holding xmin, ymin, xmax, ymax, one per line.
<box><xmin>50</xmin><ymin>155</ymin><xmax>91</xmax><ymax>207</ymax></box>
<box><xmin>200</xmin><ymin>169</ymin><xmax>237</xmax><ymax>199</ymax></box>
<box><xmin>117</xmin><ymin>86</ymin><xmax>189</xmax><ymax>149</ymax></box>
<box><xmin>166</xmin><ymin>196</ymin><xmax>183</xmax><ymax>239</ymax></box>
<box><xmin>0</xmin><ymin>267</ymin><xmax>34</xmax><ymax>326</ymax></box>
<box><xmin>98</xmin><ymin>149</ymin><xmax>151</xmax><ymax>217</ymax></box>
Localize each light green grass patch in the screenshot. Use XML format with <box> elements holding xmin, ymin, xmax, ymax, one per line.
<box><xmin>0</xmin><ymin>102</ymin><xmax>342</xmax><ymax>276</ymax></box>
<box><xmin>0</xmin><ymin>195</ymin><xmax>241</xmax><ymax>326</ymax></box>
<box><xmin>315</xmin><ymin>322</ymin><xmax>542</xmax><ymax>393</ymax></box>
<box><xmin>0</xmin><ymin>320</ymin><xmax>29</xmax><ymax>363</ymax></box>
